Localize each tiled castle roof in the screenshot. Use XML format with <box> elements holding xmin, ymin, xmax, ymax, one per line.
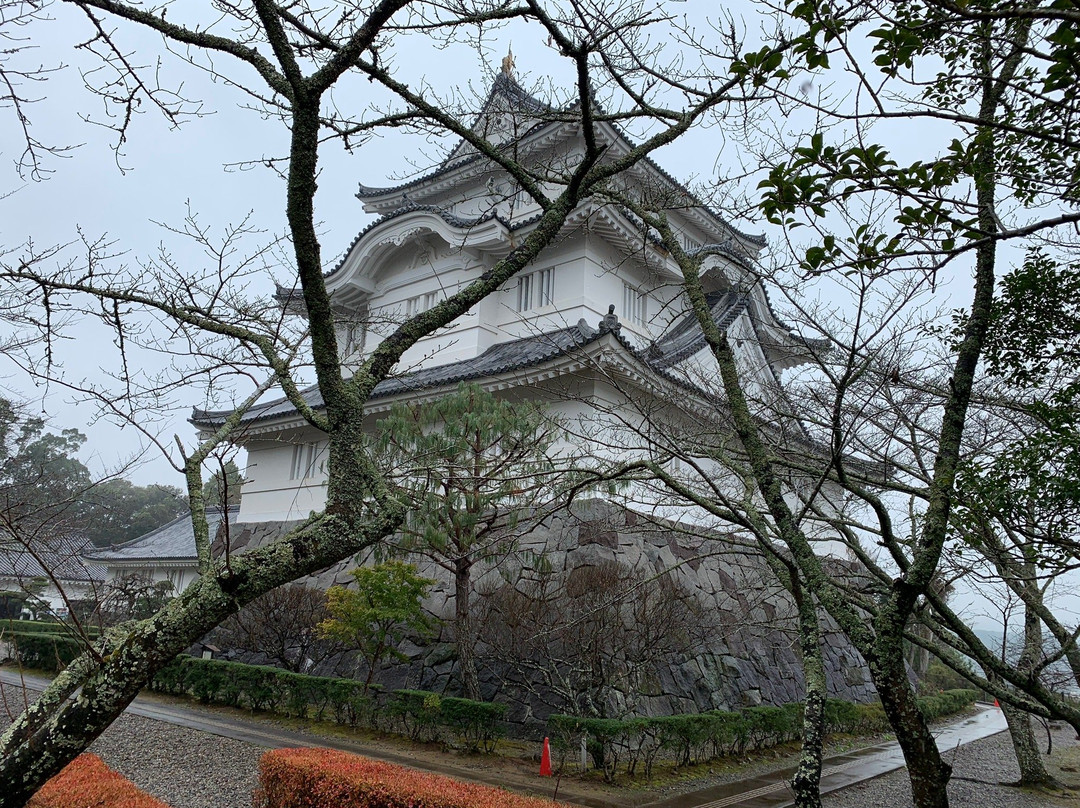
<box><xmin>191</xmin><ymin>293</ymin><xmax>778</xmax><ymax>429</ymax></box>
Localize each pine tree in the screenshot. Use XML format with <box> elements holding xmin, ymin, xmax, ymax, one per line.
<box><xmin>377</xmin><ymin>383</ymin><xmax>560</xmax><ymax>700</ymax></box>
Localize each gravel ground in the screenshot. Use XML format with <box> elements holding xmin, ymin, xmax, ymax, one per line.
<box><xmin>0</xmin><ymin>686</ymin><xmax>265</xmax><ymax>808</ymax></box>
<box><xmin>824</xmin><ymin>724</ymin><xmax>1080</xmax><ymax>808</ymax></box>
<box><xmin>88</xmin><ymin>713</ymin><xmax>266</xmax><ymax>808</ymax></box>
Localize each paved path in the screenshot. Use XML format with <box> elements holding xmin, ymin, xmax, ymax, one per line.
<box><xmin>0</xmin><ymin>669</ymin><xmax>1007</xmax><ymax>808</ymax></box>
<box><xmin>643</xmin><ymin>707</ymin><xmax>1007</xmax><ymax>808</ymax></box>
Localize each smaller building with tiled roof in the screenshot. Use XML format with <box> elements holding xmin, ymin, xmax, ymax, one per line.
<box><xmin>0</xmin><ymin>534</ymin><xmax>106</xmax><ymax>616</ymax></box>
<box><xmin>86</xmin><ymin>506</ymin><xmax>239</xmax><ymax>596</ymax></box>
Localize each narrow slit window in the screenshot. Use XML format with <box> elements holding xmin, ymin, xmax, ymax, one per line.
<box><xmin>623</xmin><ymin>283</ymin><xmax>648</xmax><ymax>325</ymax></box>
<box><xmin>516</xmin><ymin>274</ymin><xmax>532</xmax><ymax>311</ymax></box>
<box><xmin>289</xmin><ymin>442</ymin><xmax>324</xmax><ymax>480</ymax></box>
<box><xmin>516</xmin><ymin>269</ymin><xmax>555</xmax><ymax>312</ymax></box>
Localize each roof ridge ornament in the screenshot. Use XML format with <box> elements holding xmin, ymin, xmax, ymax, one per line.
<box><xmin>599</xmin><ymin>304</ymin><xmax>621</xmax><ymax>335</ymax></box>
<box><xmin>501</xmin><ymin>45</ymin><xmax>515</xmax><ymax>77</ymax></box>
<box><xmin>575</xmin><ymin>318</ymin><xmax>599</xmax><ymax>340</ymax></box>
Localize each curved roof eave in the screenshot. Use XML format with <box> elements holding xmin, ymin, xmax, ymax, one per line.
<box><xmin>312</xmin><ymin>204</ymin><xmax>544</xmax><ymax>292</ymax></box>
<box><xmin>191</xmin><ymin>318</ymin><xmax>609</xmax><ymax>430</ymax></box>
<box><xmin>86</xmin><ymin>506</ymin><xmax>239</xmax><ymax>563</ymax></box>
<box><xmin>348</xmin><ymin>71</ymin><xmax>765</xmax><ymax>247</ymax></box>
<box><xmin>357</xmin><ymin>73</ymin><xmax>562</xmax><ymax>201</ymax></box>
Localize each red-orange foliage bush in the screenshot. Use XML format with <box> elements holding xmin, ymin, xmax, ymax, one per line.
<box><xmin>257</xmin><ymin>748</ymin><xmax>560</xmax><ymax>808</ymax></box>
<box><xmin>29</xmin><ymin>753</ymin><xmax>171</xmax><ymax>808</ymax></box>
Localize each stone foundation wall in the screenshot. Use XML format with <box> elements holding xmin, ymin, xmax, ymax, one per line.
<box><xmin>217</xmin><ymin>499</ymin><xmax>876</xmax><ymax>719</ymax></box>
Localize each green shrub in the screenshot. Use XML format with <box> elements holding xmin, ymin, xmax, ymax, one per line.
<box><xmin>919</xmin><ymin>657</ymin><xmax>977</xmax><ymax>694</ymax></box>
<box><xmin>439</xmin><ymin>696</ymin><xmax>506</xmax><ymax>753</ymax></box>
<box><xmin>149</xmin><ymin>659</ymin><xmax>506</xmax><ymax>748</ymax></box>
<box><xmin>653</xmin><ymin>713</ymin><xmax>717</xmax><ymax>765</ymax></box>
<box><xmin>544</xmin><ymin>690</ymin><xmax>978</xmax><ymax>779</ymax></box>
<box><xmin>0</xmin><ymin>620</ymin><xmax>100</xmax><ymax>639</ymax></box>
<box><xmin>328</xmin><ymin>681</ymin><xmax>379</xmax><ymax>726</ymax></box>
<box><xmin>743</xmin><ymin>706</ymin><xmax>792</xmax><ymax>750</ymax></box>
<box><xmin>5</xmin><ymin>632</ymin><xmax>85</xmax><ymax>671</ymax></box>
<box><xmin>854</xmin><ymin>702</ymin><xmax>889</xmax><ymax>732</ymax></box>
<box><xmin>386</xmin><ymin>689</ymin><xmax>444</xmax><ymax>742</ymax></box>
<box><xmin>707</xmin><ymin>710</ymin><xmax>750</xmax><ymax>756</ymax></box>
<box><xmin>0</xmin><ymin>594</ymin><xmax>27</xmax><ymax>621</ymax></box>
<box><xmin>547</xmin><ymin>714</ymin><xmax>583</xmax><ymax>753</ymax></box>
<box><xmin>150</xmin><ymin>657</ymin><xmax>380</xmax><ymax>727</ymax></box>
<box><xmin>582</xmin><ymin>718</ymin><xmax>630</xmax><ymax>781</ymax></box>
<box><xmin>781</xmin><ymin>702</ymin><xmax>804</xmax><ymax>740</ymax></box>
<box><xmin>917</xmin><ymin>688</ymin><xmax>978</xmax><ymax>721</ymax></box>
<box><xmin>629</xmin><ymin>718</ymin><xmax>664</xmax><ymax>778</ymax></box>
<box><xmin>824</xmin><ymin>698</ymin><xmax>861</xmax><ymax>734</ymax></box>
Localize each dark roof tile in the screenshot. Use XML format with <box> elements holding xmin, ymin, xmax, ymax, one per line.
<box><xmin>0</xmin><ymin>535</ymin><xmax>106</xmax><ymax>584</ymax></box>
<box><xmin>192</xmin><ymin>320</ymin><xmax>602</xmax><ymax>427</ymax></box>
<box><xmin>87</xmin><ymin>507</ymin><xmax>239</xmax><ymax>563</ymax></box>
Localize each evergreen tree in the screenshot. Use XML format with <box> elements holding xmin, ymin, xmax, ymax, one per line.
<box><xmin>201</xmin><ymin>459</ymin><xmax>244</xmax><ymax>509</ymax></box>
<box><xmin>377</xmin><ymin>383</ymin><xmax>560</xmax><ymax>700</ymax></box>
<box><xmin>0</xmin><ymin>399</ymin><xmax>92</xmax><ymax>539</ymax></box>
<box><xmin>81</xmin><ymin>479</ymin><xmax>188</xmax><ymax>546</ymax></box>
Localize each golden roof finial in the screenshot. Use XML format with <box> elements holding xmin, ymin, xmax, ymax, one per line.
<box><xmin>501</xmin><ymin>45</ymin><xmax>516</xmax><ymax>77</ymax></box>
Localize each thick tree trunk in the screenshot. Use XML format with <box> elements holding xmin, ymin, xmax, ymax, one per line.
<box><xmin>674</xmin><ymin>260</ymin><xmax>954</xmax><ymax>808</ymax></box>
<box><xmin>872</xmin><ymin>613</ymin><xmax>951</xmax><ymax>808</ymax></box>
<box><xmin>455</xmin><ymin>560</ymin><xmax>481</xmax><ymax>700</ymax></box>
<box><xmin>1001</xmin><ymin>698</ymin><xmax>1053</xmax><ymax>786</ymax></box>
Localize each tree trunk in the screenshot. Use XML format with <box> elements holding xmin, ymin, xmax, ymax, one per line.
<box><xmin>790</xmin><ymin>579</ymin><xmax>826</xmax><ymax>808</ymax></box>
<box><xmin>999</xmin><ymin>584</ymin><xmax>1057</xmax><ymax>787</ymax></box>
<box><xmin>677</xmin><ymin>259</ymin><xmax>954</xmax><ymax>808</ymax></box>
<box><xmin>872</xmin><ymin>604</ymin><xmax>951</xmax><ymax>808</ymax></box>
<box><xmin>1001</xmin><ymin>698</ymin><xmax>1054</xmax><ymax>787</ymax></box>
<box><xmin>455</xmin><ymin>560</ymin><xmax>480</xmax><ymax>700</ymax></box>
<box><xmin>0</xmin><ymin>507</ymin><xmax>403</xmax><ymax>808</ymax></box>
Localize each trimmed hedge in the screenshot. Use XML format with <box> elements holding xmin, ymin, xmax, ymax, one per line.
<box><xmin>918</xmin><ymin>689</ymin><xmax>981</xmax><ymax>721</ymax></box>
<box><xmin>150</xmin><ymin>656</ymin><xmax>379</xmax><ymax>725</ymax></box>
<box><xmin>0</xmin><ymin>620</ymin><xmax>100</xmax><ymax>637</ymax></box>
<box><xmin>385</xmin><ymin>690</ymin><xmax>507</xmax><ymax>751</ymax></box>
<box><xmin>29</xmin><ymin>753</ymin><xmax>171</xmax><ymax>808</ymax></box>
<box><xmin>150</xmin><ymin>657</ymin><xmax>506</xmax><ymax>751</ymax></box>
<box><xmin>385</xmin><ymin>689</ymin><xmax>444</xmax><ymax>742</ymax></box>
<box><xmin>1</xmin><ymin>620</ymin><xmax>103</xmax><ymax>672</ymax></box>
<box><xmin>256</xmin><ymin>748</ymin><xmax>557</xmax><ymax>808</ymax></box>
<box><xmin>549</xmin><ymin>689</ymin><xmax>979</xmax><ymax>781</ymax></box>
<box><xmin>440</xmin><ymin>695</ymin><xmax>508</xmax><ymax>753</ymax></box>
<box><xmin>3</xmin><ymin>632</ymin><xmax>85</xmax><ymax>672</ymax></box>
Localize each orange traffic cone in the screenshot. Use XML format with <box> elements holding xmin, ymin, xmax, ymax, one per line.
<box><xmin>994</xmin><ymin>699</ymin><xmax>1000</xmax><ymax>709</ymax></box>
<box><xmin>540</xmin><ymin>737</ymin><xmax>553</xmax><ymax>776</ymax></box>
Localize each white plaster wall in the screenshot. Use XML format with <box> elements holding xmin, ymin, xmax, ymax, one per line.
<box><xmin>0</xmin><ymin>576</ymin><xmax>100</xmax><ymax>615</ymax></box>
<box><xmin>239</xmin><ymin>432</ymin><xmax>330</xmax><ymax>522</ymax></box>
<box><xmin>105</xmin><ymin>564</ymin><xmax>199</xmax><ymax>596</ymax></box>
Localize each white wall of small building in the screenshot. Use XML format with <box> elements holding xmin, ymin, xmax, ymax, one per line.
<box><xmin>0</xmin><ymin>575</ymin><xmax>102</xmax><ymax>616</ymax></box>
<box><xmin>104</xmin><ymin>562</ymin><xmax>200</xmax><ymax>596</ymax></box>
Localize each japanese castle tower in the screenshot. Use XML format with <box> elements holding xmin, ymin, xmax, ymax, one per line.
<box><xmin>185</xmin><ymin>70</ymin><xmax>874</xmax><ymax>712</ymax></box>
<box><xmin>193</xmin><ymin>68</ymin><xmax>819</xmax><ymax>525</ymax></box>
